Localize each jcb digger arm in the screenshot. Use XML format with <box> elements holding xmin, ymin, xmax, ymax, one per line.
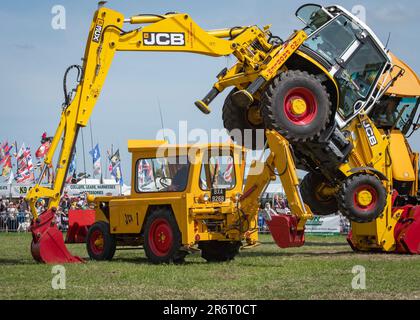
<box><xmin>26</xmin><ymin>6</ymin><xmax>307</xmax><ymax>219</ymax></box>
<box><xmin>240</xmin><ymin>130</ymin><xmax>313</xmax><ymax>231</ymax></box>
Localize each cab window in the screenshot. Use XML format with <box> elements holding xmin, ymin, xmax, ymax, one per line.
<box><xmin>136</xmin><ymin>156</ymin><xmax>190</xmax><ymax>193</ymax></box>
<box><xmin>337</xmin><ymin>38</ymin><xmax>387</xmax><ymax>120</ymax></box>
<box><xmin>304</xmin><ymin>15</ymin><xmax>361</xmax><ymax>65</ymax></box>
<box><xmin>200</xmin><ymin>151</ymin><xmax>236</xmax><ymax>191</ymax></box>
<box><xmin>371</xmin><ymin>97</ymin><xmax>420</xmax><ymax>134</ymax></box>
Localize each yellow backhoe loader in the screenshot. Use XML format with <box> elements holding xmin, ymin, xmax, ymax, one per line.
<box><xmin>26</xmin><ymin>3</ymin><xmax>420</xmax><ymax>263</ymax></box>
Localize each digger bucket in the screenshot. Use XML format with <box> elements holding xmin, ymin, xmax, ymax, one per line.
<box><xmin>394</xmin><ymin>205</ymin><xmax>420</xmax><ymax>255</ymax></box>
<box><xmin>30</xmin><ymin>209</ymin><xmax>83</xmax><ymax>264</ymax></box>
<box><xmin>267</xmin><ymin>215</ymin><xmax>305</xmax><ymax>248</ymax></box>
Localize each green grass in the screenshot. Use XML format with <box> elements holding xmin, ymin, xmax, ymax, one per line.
<box><xmin>0</xmin><ymin>232</ymin><xmax>419</xmax><ymax>300</ymax></box>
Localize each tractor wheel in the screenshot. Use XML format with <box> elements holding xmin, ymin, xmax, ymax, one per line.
<box><xmin>300</xmin><ymin>172</ymin><xmax>338</xmax><ymax>215</ymax></box>
<box><xmin>198</xmin><ymin>241</ymin><xmax>241</xmax><ymax>262</ymax></box>
<box><xmin>261</xmin><ymin>70</ymin><xmax>332</xmax><ymax>142</ymax></box>
<box><xmin>338</xmin><ymin>174</ymin><xmax>387</xmax><ymax>223</ymax></box>
<box><xmin>143</xmin><ymin>208</ymin><xmax>185</xmax><ymax>264</ymax></box>
<box><xmin>86</xmin><ymin>221</ymin><xmax>116</xmax><ymax>261</ymax></box>
<box><xmin>223</xmin><ymin>89</ymin><xmax>266</xmax><ymax>150</ymax></box>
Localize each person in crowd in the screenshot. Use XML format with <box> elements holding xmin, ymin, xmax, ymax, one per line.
<box><xmin>36</xmin><ymin>199</ymin><xmax>46</xmax><ymax>216</ymax></box>
<box><xmin>262</xmin><ymin>202</ymin><xmax>278</xmax><ymax>222</ymax></box>
<box><xmin>7</xmin><ymin>202</ymin><xmax>18</xmax><ymax>231</ymax></box>
<box><xmin>60</xmin><ymin>193</ymin><xmax>71</xmax><ymax>213</ymax></box>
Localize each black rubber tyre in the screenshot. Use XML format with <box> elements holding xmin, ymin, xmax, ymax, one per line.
<box><xmin>261</xmin><ymin>70</ymin><xmax>332</xmax><ymax>142</ymax></box>
<box><xmin>86</xmin><ymin>221</ymin><xmax>117</xmax><ymax>261</ymax></box>
<box><xmin>198</xmin><ymin>241</ymin><xmax>241</xmax><ymax>262</ymax></box>
<box><xmin>338</xmin><ymin>174</ymin><xmax>387</xmax><ymax>223</ymax></box>
<box><xmin>300</xmin><ymin>172</ymin><xmax>338</xmax><ymax>216</ymax></box>
<box><xmin>143</xmin><ymin>208</ymin><xmax>185</xmax><ymax>264</ymax></box>
<box><xmin>223</xmin><ymin>89</ymin><xmax>266</xmax><ymax>150</ymax></box>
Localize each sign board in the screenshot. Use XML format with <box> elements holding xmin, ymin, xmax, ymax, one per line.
<box><xmin>305</xmin><ymin>215</ymin><xmax>343</xmax><ymax>235</ymax></box>
<box><xmin>0</xmin><ymin>183</ymin><xmax>121</xmax><ymax>198</ymax></box>
<box><xmin>64</xmin><ymin>184</ymin><xmax>121</xmax><ymax>197</ymax></box>
<box><xmin>0</xmin><ymin>184</ymin><xmax>10</xmax><ymax>198</ymax></box>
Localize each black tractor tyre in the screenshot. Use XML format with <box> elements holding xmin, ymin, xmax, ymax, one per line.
<box><xmin>223</xmin><ymin>89</ymin><xmax>266</xmax><ymax>150</ymax></box>
<box><xmin>143</xmin><ymin>208</ymin><xmax>185</xmax><ymax>264</ymax></box>
<box><xmin>261</xmin><ymin>70</ymin><xmax>332</xmax><ymax>142</ymax></box>
<box><xmin>86</xmin><ymin>221</ymin><xmax>117</xmax><ymax>261</ymax></box>
<box><xmin>198</xmin><ymin>241</ymin><xmax>241</xmax><ymax>263</ymax></box>
<box><xmin>338</xmin><ymin>174</ymin><xmax>387</xmax><ymax>223</ymax></box>
<box><xmin>300</xmin><ymin>172</ymin><xmax>338</xmax><ymax>216</ymax></box>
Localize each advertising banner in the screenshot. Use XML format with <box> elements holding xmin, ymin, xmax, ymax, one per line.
<box><xmin>305</xmin><ymin>215</ymin><xmax>343</xmax><ymax>235</ymax></box>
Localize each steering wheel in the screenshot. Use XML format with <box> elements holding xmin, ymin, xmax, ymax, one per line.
<box><xmin>159</xmin><ymin>177</ymin><xmax>171</xmax><ymax>189</ymax></box>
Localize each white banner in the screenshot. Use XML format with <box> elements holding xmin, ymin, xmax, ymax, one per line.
<box><xmin>0</xmin><ymin>183</ymin><xmax>121</xmax><ymax>198</ymax></box>
<box><xmin>64</xmin><ymin>184</ymin><xmax>121</xmax><ymax>197</ymax></box>
<box><xmin>305</xmin><ymin>215</ymin><xmax>343</xmax><ymax>235</ymax></box>
<box><xmin>0</xmin><ymin>184</ymin><xmax>10</xmax><ymax>197</ymax></box>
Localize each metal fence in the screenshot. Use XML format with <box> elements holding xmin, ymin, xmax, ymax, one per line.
<box><xmin>0</xmin><ymin>213</ymin><xmax>30</xmax><ymax>232</ymax></box>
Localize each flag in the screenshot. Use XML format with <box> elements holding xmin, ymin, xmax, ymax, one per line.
<box><xmin>223</xmin><ymin>157</ymin><xmax>234</xmax><ymax>183</ymax></box>
<box><xmin>138</xmin><ymin>159</ymin><xmax>153</xmax><ymax>186</ymax></box>
<box><xmin>15</xmin><ymin>144</ymin><xmax>35</xmax><ymax>183</ymax></box>
<box><xmin>65</xmin><ymin>151</ymin><xmax>77</xmax><ymax>184</ymax></box>
<box><xmin>35</xmin><ymin>141</ymin><xmax>51</xmax><ymax>159</ymax></box>
<box><xmin>1</xmin><ymin>155</ymin><xmax>12</xmax><ymax>177</ymax></box>
<box><xmin>69</xmin><ymin>152</ymin><xmax>76</xmax><ymax>174</ymax></box>
<box><xmin>15</xmin><ymin>169</ymin><xmax>34</xmax><ymax>184</ymax></box>
<box><xmin>89</xmin><ymin>144</ymin><xmax>101</xmax><ymax>177</ymax></box>
<box><xmin>109</xmin><ymin>149</ymin><xmax>123</xmax><ymax>186</ymax></box>
<box><xmin>0</xmin><ymin>142</ymin><xmax>13</xmax><ymax>166</ymax></box>
<box><xmin>7</xmin><ymin>170</ymin><xmax>14</xmax><ymax>184</ymax></box>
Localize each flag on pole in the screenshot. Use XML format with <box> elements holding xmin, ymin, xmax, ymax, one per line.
<box><xmin>138</xmin><ymin>159</ymin><xmax>153</xmax><ymax>186</ymax></box>
<box><xmin>109</xmin><ymin>149</ymin><xmax>123</xmax><ymax>186</ymax></box>
<box><xmin>15</xmin><ymin>144</ymin><xmax>35</xmax><ymax>183</ymax></box>
<box><xmin>223</xmin><ymin>157</ymin><xmax>234</xmax><ymax>183</ymax></box>
<box><xmin>1</xmin><ymin>155</ymin><xmax>12</xmax><ymax>177</ymax></box>
<box><xmin>0</xmin><ymin>142</ymin><xmax>13</xmax><ymax>166</ymax></box>
<box><xmin>7</xmin><ymin>170</ymin><xmax>14</xmax><ymax>184</ymax></box>
<box><xmin>65</xmin><ymin>151</ymin><xmax>77</xmax><ymax>184</ymax></box>
<box><xmin>35</xmin><ymin>141</ymin><xmax>51</xmax><ymax>159</ymax></box>
<box><xmin>89</xmin><ymin>144</ymin><xmax>102</xmax><ymax>177</ymax></box>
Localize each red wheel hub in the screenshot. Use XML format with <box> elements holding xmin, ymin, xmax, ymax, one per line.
<box><xmin>283</xmin><ymin>87</ymin><xmax>318</xmax><ymax>126</ymax></box>
<box><xmin>89</xmin><ymin>229</ymin><xmax>104</xmax><ymax>255</ymax></box>
<box><xmin>148</xmin><ymin>218</ymin><xmax>173</xmax><ymax>257</ymax></box>
<box><xmin>353</xmin><ymin>185</ymin><xmax>378</xmax><ymax>212</ymax></box>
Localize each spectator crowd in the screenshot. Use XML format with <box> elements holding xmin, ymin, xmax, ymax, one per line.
<box><xmin>0</xmin><ymin>192</ymin><xmax>94</xmax><ymax>233</ymax></box>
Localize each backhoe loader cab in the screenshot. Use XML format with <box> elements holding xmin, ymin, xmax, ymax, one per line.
<box><xmin>86</xmin><ymin>141</ymin><xmax>256</xmax><ymax>264</ymax></box>
<box><xmin>295</xmin><ymin>4</ymin><xmax>392</xmax><ymax>126</ymax></box>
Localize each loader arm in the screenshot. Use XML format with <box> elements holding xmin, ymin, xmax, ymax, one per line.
<box><xmin>240</xmin><ymin>130</ymin><xmax>313</xmax><ymax>243</ymax></box>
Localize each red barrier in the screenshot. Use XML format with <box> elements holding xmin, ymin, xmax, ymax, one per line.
<box><xmin>65</xmin><ymin>210</ymin><xmax>95</xmax><ymax>244</ymax></box>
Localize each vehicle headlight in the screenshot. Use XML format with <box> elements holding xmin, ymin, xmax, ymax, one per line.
<box><xmin>203</xmin><ymin>194</ymin><xmax>210</xmax><ymax>202</ymax></box>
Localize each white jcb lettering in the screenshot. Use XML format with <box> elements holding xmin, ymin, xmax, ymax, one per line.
<box><xmin>144</xmin><ymin>33</ymin><xmax>185</xmax><ymax>46</ymax></box>
<box><xmin>171</xmin><ymin>33</ymin><xmax>185</xmax><ymax>46</ymax></box>
<box><xmin>156</xmin><ymin>33</ymin><xmax>171</xmax><ymax>45</ymax></box>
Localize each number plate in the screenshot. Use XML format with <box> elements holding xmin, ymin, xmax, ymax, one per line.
<box><xmin>211</xmin><ymin>188</ymin><xmax>226</xmax><ymax>203</ymax></box>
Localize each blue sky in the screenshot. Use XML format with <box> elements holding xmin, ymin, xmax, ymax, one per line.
<box><xmin>1</xmin><ymin>0</ymin><xmax>419</xmax><ymax>180</ymax></box>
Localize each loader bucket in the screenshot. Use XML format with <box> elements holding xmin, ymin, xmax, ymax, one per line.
<box><xmin>267</xmin><ymin>215</ymin><xmax>305</xmax><ymax>248</ymax></box>
<box><xmin>394</xmin><ymin>205</ymin><xmax>420</xmax><ymax>255</ymax></box>
<box><xmin>30</xmin><ymin>209</ymin><xmax>83</xmax><ymax>264</ymax></box>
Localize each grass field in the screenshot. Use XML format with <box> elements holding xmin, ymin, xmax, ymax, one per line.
<box><xmin>0</xmin><ymin>232</ymin><xmax>419</xmax><ymax>300</ymax></box>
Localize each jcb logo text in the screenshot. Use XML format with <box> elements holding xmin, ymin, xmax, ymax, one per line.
<box><xmin>143</xmin><ymin>32</ymin><xmax>185</xmax><ymax>46</ymax></box>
